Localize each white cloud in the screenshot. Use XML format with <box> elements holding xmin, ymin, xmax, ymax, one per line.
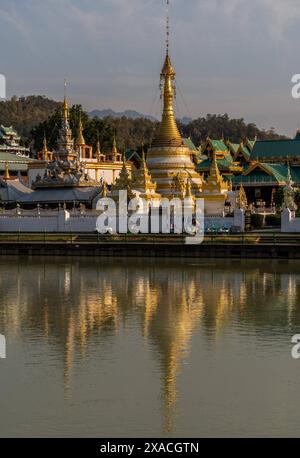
<box><xmin>0</xmin><ymin>0</ymin><xmax>299</xmax><ymax>134</ymax></box>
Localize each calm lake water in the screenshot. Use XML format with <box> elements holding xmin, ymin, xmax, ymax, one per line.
<box><xmin>1</xmin><ymin>257</ymin><xmax>300</xmax><ymax>437</ymax></box>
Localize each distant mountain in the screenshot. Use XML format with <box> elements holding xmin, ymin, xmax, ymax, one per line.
<box><xmin>89</xmin><ymin>109</ymin><xmax>158</xmax><ymax>122</ymax></box>
<box><xmin>179</xmin><ymin>116</ymin><xmax>193</xmax><ymax>125</ymax></box>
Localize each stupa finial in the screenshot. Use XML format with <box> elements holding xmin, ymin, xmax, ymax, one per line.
<box><xmin>152</xmin><ymin>0</ymin><xmax>182</xmax><ymax>148</ymax></box>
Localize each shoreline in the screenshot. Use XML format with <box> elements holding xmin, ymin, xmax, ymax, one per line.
<box><xmin>0</xmin><ymin>232</ymin><xmax>299</xmax><ymax>259</ymax></box>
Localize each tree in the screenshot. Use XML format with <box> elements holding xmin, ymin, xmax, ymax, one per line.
<box><xmin>0</xmin><ymin>95</ymin><xmax>287</xmax><ymax>153</ymax></box>
<box><xmin>273</xmin><ymin>188</ymin><xmax>284</xmax><ymax>209</ymax></box>
<box><xmin>294</xmin><ymin>189</ymin><xmax>300</xmax><ymax>211</ymax></box>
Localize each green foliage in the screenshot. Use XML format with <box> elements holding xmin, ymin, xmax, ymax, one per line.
<box><xmin>294</xmin><ymin>190</ymin><xmax>300</xmax><ymax>211</ymax></box>
<box><xmin>0</xmin><ymin>95</ymin><xmax>59</xmax><ymax>144</ymax></box>
<box><xmin>265</xmin><ymin>214</ymin><xmax>281</xmax><ymax>227</ymax></box>
<box><xmin>251</xmin><ymin>214</ymin><xmax>264</xmax><ymax>228</ymax></box>
<box><xmin>31</xmin><ymin>110</ymin><xmax>158</xmax><ymax>155</ymax></box>
<box><xmin>178</xmin><ymin>113</ymin><xmax>287</xmax><ymax>145</ymax></box>
<box><xmin>0</xmin><ymin>97</ymin><xmax>287</xmax><ymax>153</ymax></box>
<box><xmin>273</xmin><ymin>188</ymin><xmax>284</xmax><ymax>209</ymax></box>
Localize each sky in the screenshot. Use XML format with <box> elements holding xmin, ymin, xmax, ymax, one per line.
<box><xmin>1</xmin><ymin>0</ymin><xmax>300</xmax><ymax>136</ymax></box>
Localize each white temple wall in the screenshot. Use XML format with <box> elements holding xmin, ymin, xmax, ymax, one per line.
<box><xmin>0</xmin><ymin>208</ymin><xmax>245</xmax><ymax>233</ymax></box>
<box><xmin>0</xmin><ymin>216</ymin><xmax>58</xmax><ymax>232</ymax></box>
<box><xmin>281</xmin><ymin>209</ymin><xmax>300</xmax><ymax>232</ymax></box>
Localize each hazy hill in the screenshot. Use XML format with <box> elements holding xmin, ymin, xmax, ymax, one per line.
<box><xmin>89</xmin><ymin>108</ymin><xmax>157</xmax><ymax>122</ymax></box>
<box><xmin>0</xmin><ymin>96</ymin><xmax>287</xmax><ymax>151</ymax></box>
<box><xmin>0</xmin><ymin>96</ymin><xmax>60</xmax><ymax>144</ymax></box>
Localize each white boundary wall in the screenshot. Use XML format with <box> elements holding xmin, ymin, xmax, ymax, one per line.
<box><xmin>0</xmin><ymin>211</ymin><xmax>97</xmax><ymax>233</ymax></box>
<box><xmin>0</xmin><ymin>208</ymin><xmax>245</xmax><ymax>233</ymax></box>
<box><xmin>281</xmin><ymin>208</ymin><xmax>300</xmax><ymax>232</ymax></box>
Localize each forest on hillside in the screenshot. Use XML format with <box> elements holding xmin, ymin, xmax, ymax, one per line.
<box><xmin>0</xmin><ymin>96</ymin><xmax>287</xmax><ymax>154</ymax></box>
<box><xmin>0</xmin><ymin>96</ymin><xmax>60</xmax><ymax>143</ymax></box>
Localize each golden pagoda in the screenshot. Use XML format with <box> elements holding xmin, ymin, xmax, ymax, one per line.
<box><xmin>236</xmin><ymin>184</ymin><xmax>248</xmax><ymax>209</ymax></box>
<box><xmin>38</xmin><ymin>134</ymin><xmax>53</xmax><ymax>161</ymax></box>
<box><xmin>75</xmin><ymin>113</ymin><xmax>94</xmax><ymax>160</ymax></box>
<box><xmin>131</xmin><ymin>149</ymin><xmax>161</xmax><ymax>201</ymax></box>
<box><xmin>107</xmin><ymin>134</ymin><xmax>122</xmax><ymax>162</ymax></box>
<box><xmin>110</xmin><ymin>152</ymin><xmax>135</xmax><ymax>200</ymax></box>
<box><xmin>96</xmin><ymin>138</ymin><xmax>105</xmax><ymax>163</ymax></box>
<box><xmin>146</xmin><ymin>4</ymin><xmax>202</xmax><ymax>198</ymax></box>
<box><xmin>201</xmin><ymin>151</ymin><xmax>229</xmax><ymax>216</ymax></box>
<box><xmin>56</xmin><ymin>81</ymin><xmax>77</xmax><ymax>161</ymax></box>
<box><xmin>76</xmin><ymin>114</ymin><xmax>85</xmax><ymax>147</ymax></box>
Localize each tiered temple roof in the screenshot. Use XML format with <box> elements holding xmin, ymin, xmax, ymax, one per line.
<box><xmin>0</xmin><ymin>125</ymin><xmax>30</xmax><ymax>157</ymax></box>
<box><xmin>250</xmin><ymin>134</ymin><xmax>300</xmax><ymax>163</ymax></box>
<box><xmin>197</xmin><ymin>138</ymin><xmax>242</xmax><ymax>175</ymax></box>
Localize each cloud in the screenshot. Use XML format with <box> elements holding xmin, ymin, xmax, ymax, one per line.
<box><xmin>0</xmin><ymin>0</ymin><xmax>299</xmax><ymax>134</ymax></box>
<box><xmin>0</xmin><ymin>1</ymin><xmax>33</xmax><ymax>50</ymax></box>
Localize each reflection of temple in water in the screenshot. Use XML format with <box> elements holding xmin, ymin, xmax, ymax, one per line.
<box><xmin>1</xmin><ymin>258</ymin><xmax>300</xmax><ymax>433</ymax></box>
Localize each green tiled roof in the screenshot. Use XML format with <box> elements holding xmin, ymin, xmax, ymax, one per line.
<box><xmin>0</xmin><ymin>125</ymin><xmax>18</xmax><ymax>136</ymax></box>
<box><xmin>231</xmin><ymin>143</ymin><xmax>240</xmax><ymax>152</ymax></box>
<box><xmin>232</xmin><ymin>163</ymin><xmax>300</xmax><ymax>186</ymax></box>
<box><xmin>295</xmin><ymin>131</ymin><xmax>300</xmax><ymax>141</ymax></box>
<box><xmin>0</xmin><ymin>152</ymin><xmax>32</xmax><ymax>162</ymax></box>
<box><xmin>125</xmin><ymin>150</ymin><xmax>142</xmax><ymax>163</ymax></box>
<box><xmin>0</xmin><ymin>152</ymin><xmax>36</xmax><ymax>172</ymax></box>
<box><xmin>183</xmin><ymin>137</ymin><xmax>198</xmax><ymax>152</ymax></box>
<box><xmin>197</xmin><ymin>156</ymin><xmax>233</xmax><ymax>172</ymax></box>
<box><xmin>0</xmin><ymin>146</ymin><xmax>29</xmax><ymax>152</ymax></box>
<box><xmin>232</xmin><ymin>174</ymin><xmax>282</xmax><ymax>185</ymax></box>
<box><xmin>261</xmin><ymin>163</ymin><xmax>288</xmax><ymax>182</ymax></box>
<box><xmin>250</xmin><ymin>139</ymin><xmax>300</xmax><ymax>161</ymax></box>
<box><xmin>240</xmin><ymin>146</ymin><xmax>251</xmax><ymax>160</ymax></box>
<box><xmin>210</xmin><ymin>140</ymin><xmax>228</xmax><ymax>152</ymax></box>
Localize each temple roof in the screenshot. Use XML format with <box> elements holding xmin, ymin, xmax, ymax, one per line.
<box><xmin>0</xmin><ymin>152</ymin><xmax>36</xmax><ymax>171</ymax></box>
<box><xmin>16</xmin><ymin>186</ymin><xmax>100</xmax><ymax>204</ymax></box>
<box><xmin>0</xmin><ymin>152</ymin><xmax>33</xmax><ymax>162</ymax></box>
<box><xmin>197</xmin><ymin>156</ymin><xmax>234</xmax><ymax>172</ymax></box>
<box><xmin>236</xmin><ymin>145</ymin><xmax>251</xmax><ymax>161</ymax></box>
<box><xmin>250</xmin><ymin>138</ymin><xmax>300</xmax><ymax>161</ymax></box>
<box><xmin>209</xmin><ymin>140</ymin><xmax>228</xmax><ymax>152</ymax></box>
<box><xmin>183</xmin><ymin>137</ymin><xmax>198</xmax><ymax>152</ymax></box>
<box><xmin>0</xmin><ymin>179</ymin><xmax>33</xmax><ymax>202</ymax></box>
<box><xmin>125</xmin><ymin>150</ymin><xmax>142</xmax><ymax>164</ymax></box>
<box><xmin>232</xmin><ymin>162</ymin><xmax>300</xmax><ymax>185</ymax></box>
<box><xmin>0</xmin><ymin>125</ymin><xmax>18</xmax><ymax>136</ymax></box>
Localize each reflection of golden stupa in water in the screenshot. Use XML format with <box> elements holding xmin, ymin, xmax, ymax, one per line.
<box><xmin>147</xmin><ymin>2</ymin><xmax>202</xmax><ymax>198</ymax></box>
<box><xmin>1</xmin><ymin>259</ymin><xmax>300</xmax><ymax>433</ymax></box>
<box><xmin>143</xmin><ymin>273</ymin><xmax>205</xmax><ymax>432</ymax></box>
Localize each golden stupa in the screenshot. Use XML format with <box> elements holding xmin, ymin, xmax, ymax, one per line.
<box><xmin>147</xmin><ymin>8</ymin><xmax>202</xmax><ymax>198</ymax></box>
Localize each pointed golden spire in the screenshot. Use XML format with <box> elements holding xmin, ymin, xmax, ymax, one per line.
<box><xmin>237</xmin><ymin>184</ymin><xmax>248</xmax><ymax>209</ymax></box>
<box><xmin>96</xmin><ymin>134</ymin><xmax>101</xmax><ymax>161</ymax></box>
<box><xmin>63</xmin><ymin>79</ymin><xmax>69</xmax><ymax>121</ymax></box>
<box><xmin>211</xmin><ymin>150</ymin><xmax>221</xmax><ymax>181</ymax></box>
<box><xmin>76</xmin><ymin>113</ymin><xmax>85</xmax><ymax>146</ymax></box>
<box><xmin>202</xmin><ymin>150</ymin><xmax>228</xmax><ymax>194</ymax></box>
<box><xmin>42</xmin><ymin>132</ymin><xmax>47</xmax><ymax>151</ymax></box>
<box><xmin>101</xmin><ymin>181</ymin><xmax>108</xmax><ymax>197</ymax></box>
<box><xmin>111</xmin><ymin>149</ymin><xmax>135</xmax><ymax>200</ymax></box>
<box><xmin>112</xmin><ymin>134</ymin><xmax>118</xmax><ymax>156</ymax></box>
<box><xmin>4</xmin><ymin>161</ymin><xmax>10</xmax><ymax>180</ymax></box>
<box><xmin>186</xmin><ymin>178</ymin><xmax>193</xmax><ymax>198</ymax></box>
<box><xmin>152</xmin><ymin>0</ymin><xmax>182</xmax><ymax>148</ymax></box>
<box><xmin>41</xmin><ymin>132</ymin><xmax>48</xmax><ymax>160</ymax></box>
